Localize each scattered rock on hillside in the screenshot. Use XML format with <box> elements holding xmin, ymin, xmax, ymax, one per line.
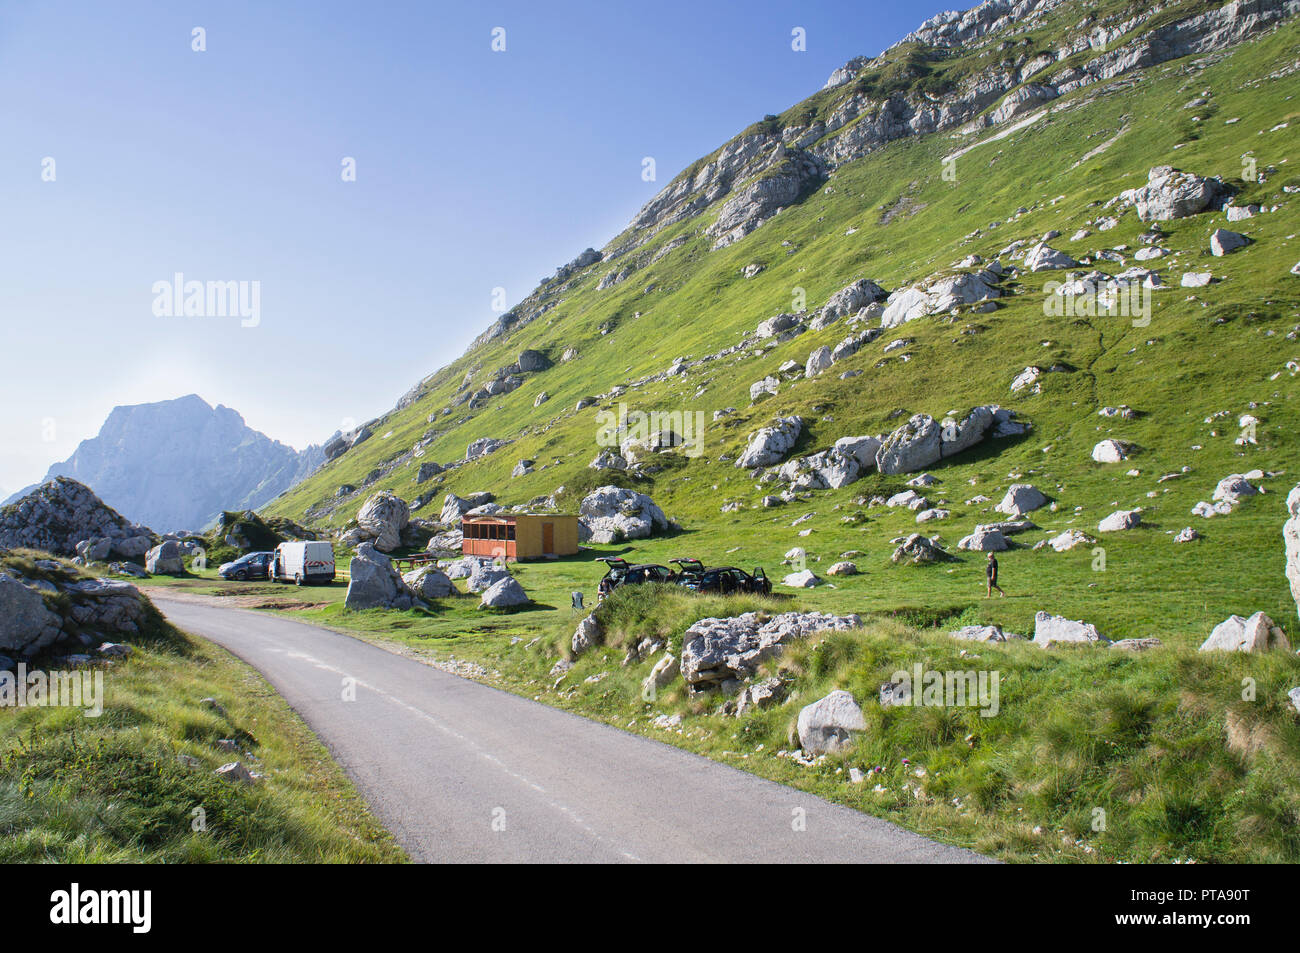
<box><xmin>466</xmin><ymin>437</ymin><xmax>509</xmax><ymax>460</ymax></box>
<box><xmin>1181</xmin><ymin>271</ymin><xmax>1213</xmax><ymax>287</ymax></box>
<box><xmin>1042</xmin><ymin>529</ymin><xmax>1095</xmax><ymax>552</ymax></box>
<box><xmin>950</xmin><ymin>624</ymin><xmax>1021</xmax><ymax>642</ymax></box>
<box><xmin>886</xmin><ymin>490</ymin><xmax>928</xmax><ymax>510</ymax></box>
<box><xmin>424</xmin><ymin>529</ymin><xmax>463</xmax><ymax>554</ymax></box>
<box><xmin>571</xmin><ymin>614</ymin><xmax>601</xmax><ymax>655</ymax></box>
<box><xmin>1098</xmin><ymin>509</ymin><xmax>1142</xmax><ymax>532</ymax></box>
<box><xmin>736</xmin><ymin>676</ymin><xmax>786</xmax><ymax>715</ymax></box>
<box><xmin>826</xmin><ymin>561</ymin><xmax>858</xmax><ymax>576</ymax></box>
<box><xmin>416</xmin><ymin>462</ymin><xmax>443</xmax><ymax>484</ymax></box>
<box><xmin>440</xmin><ymin>491</ymin><xmax>494</xmax><ymax>525</ymax></box>
<box><xmin>356</xmin><ymin>491</ymin><xmax>410</xmax><ymax>552</ymax></box>
<box><xmin>736</xmin><ymin>416</ymin><xmax>803</xmax><ymax>468</ymax></box>
<box><xmin>480</xmin><ymin>576</ymin><xmax>530</xmax><ymax>609</ymax></box>
<box><xmin>775</xmin><ymin>447</ymin><xmax>860</xmax><ymax>491</ymax></box>
<box><xmin>756</xmin><ymin>313</ymin><xmax>800</xmax><ymax>339</ymax></box>
<box><xmin>680</xmin><ymin>611</ymin><xmax>860</xmax><ymax>692</ymax></box>
<box><xmin>783</xmin><ymin>569</ymin><xmax>821</xmax><ymax>588</ymax></box>
<box><xmin>0</xmin><ymin>478</ymin><xmax>154</xmax><ymax>558</ymax></box>
<box><xmin>1213</xmin><ymin>474</ymin><xmax>1259</xmax><ymax>504</ymax></box>
<box><xmin>1199</xmin><ymin>611</ymin><xmax>1290</xmax><ymax>653</ymax></box>
<box><xmin>579</xmin><ymin>486</ymin><xmax>670</xmax><ymax>544</ymax></box>
<box><xmin>805</xmin><ymin>345</ymin><xmax>833</xmax><ymax>377</ymax></box>
<box><xmin>1033</xmin><ymin>612</ymin><xmax>1108</xmax><ymax>648</ymax></box>
<box><xmin>1209</xmin><ymin>228</ymin><xmax>1249</xmax><ymax>256</ymax></box>
<box><xmin>0</xmin><ymin>574</ymin><xmax>64</xmax><ymax>655</ymax></box>
<box><xmin>215</xmin><ymin>762</ymin><xmax>257</xmax><ymax>785</ymax></box>
<box><xmin>874</xmin><ymin>406</ymin><xmax>1021</xmax><ymax>476</ymax></box>
<box><xmin>443</xmin><ymin>556</ymin><xmax>483</xmax><ymax>579</ymax></box>
<box><xmin>642</xmin><ymin>653</ymin><xmax>680</xmax><ymax>695</ymax></box>
<box><xmin>835</xmin><ymin>435</ymin><xmax>884</xmax><ymax>467</ymax></box>
<box><xmin>875</xmin><ymin>414</ymin><xmax>942</xmax><ymax>474</ymax></box>
<box><xmin>466</xmin><ymin>560</ymin><xmax>511</xmax><ymax>593</ymax></box>
<box><xmin>996</xmin><ymin>484</ymin><xmax>1048</xmax><ymax>517</ymax></box>
<box><xmin>1111</xmin><ymin>638</ymin><xmax>1163</xmax><ymax>651</ymax></box>
<box><xmin>831</xmin><ymin>328</ymin><xmax>880</xmax><ymax>362</ymax></box>
<box><xmin>517</xmin><ymin>349</ymin><xmax>550</xmax><ymax>373</ymax></box>
<box><xmin>891</xmin><ymin>534</ymin><xmax>950</xmax><ymax>564</ymax></box>
<box><xmin>819</xmin><ymin>278</ymin><xmax>889</xmax><ymax>323</ymax></box>
<box><xmin>145</xmin><ymin>541</ymin><xmax>185</xmax><ymax>575</ymax></box>
<box><xmin>958</xmin><ymin>526</ymin><xmax>1009</xmax><ymax>551</ymax></box>
<box><xmin>749</xmin><ymin>376</ymin><xmax>780</xmax><ymax>401</ymax></box>
<box><xmin>1092</xmin><ymin>439</ymin><xmax>1135</xmax><ymax>463</ymax></box>
<box><xmin>590</xmin><ymin>449</ymin><xmax>629</xmax><ymax>472</ymax></box>
<box><xmin>1010</xmin><ymin>366</ymin><xmax>1042</xmax><ymax>393</ymax></box>
<box><xmin>1024</xmin><ymin>242</ymin><xmax>1078</xmax><ymax>271</ymax></box>
<box><xmin>1174</xmin><ymin>526</ymin><xmax>1201</xmax><ymax>543</ymax></box>
<box><xmin>402</xmin><ymin>565</ymin><xmax>454</xmax><ymax>600</ymax></box>
<box><xmin>797</xmin><ymin>690</ymin><xmax>866</xmax><ymax>756</ymax></box>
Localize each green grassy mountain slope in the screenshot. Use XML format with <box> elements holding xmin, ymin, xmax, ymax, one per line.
<box><xmin>268</xmin><ymin>0</ymin><xmax>1300</xmax><ymax>647</ymax></box>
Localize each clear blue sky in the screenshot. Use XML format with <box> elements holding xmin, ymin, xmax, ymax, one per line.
<box><xmin>0</xmin><ymin>0</ymin><xmax>946</xmax><ymax>494</ymax></box>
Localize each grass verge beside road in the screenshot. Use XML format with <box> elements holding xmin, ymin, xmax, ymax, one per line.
<box><xmin>0</xmin><ymin>569</ymin><xmax>404</xmax><ymax>863</ymax></box>
<box><xmin>139</xmin><ymin>566</ymin><xmax>1300</xmax><ymax>864</ymax></box>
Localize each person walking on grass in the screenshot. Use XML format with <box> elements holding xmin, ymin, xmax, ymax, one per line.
<box><xmin>985</xmin><ymin>551</ymin><xmax>1005</xmax><ymax>598</ymax></box>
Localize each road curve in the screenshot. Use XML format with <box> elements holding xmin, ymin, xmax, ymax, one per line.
<box><xmin>153</xmin><ymin>593</ymin><xmax>991</xmax><ymax>864</ymax></box>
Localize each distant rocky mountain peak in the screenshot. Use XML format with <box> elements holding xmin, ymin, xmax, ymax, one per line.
<box><xmin>13</xmin><ymin>395</ymin><xmax>325</xmax><ymax>532</ymax></box>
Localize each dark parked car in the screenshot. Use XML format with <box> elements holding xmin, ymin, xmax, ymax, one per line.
<box><xmin>596</xmin><ymin>557</ymin><xmax>675</xmax><ymax>598</ymax></box>
<box><xmin>672</xmin><ymin>558</ymin><xmax>771</xmax><ymax>595</ymax></box>
<box><xmin>669</xmin><ymin>558</ymin><xmax>705</xmax><ymax>586</ymax></box>
<box><xmin>218</xmin><ymin>551</ymin><xmax>274</xmax><ymax>581</ymax></box>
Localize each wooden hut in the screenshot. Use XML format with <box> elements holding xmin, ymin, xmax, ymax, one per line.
<box><xmin>461</xmin><ymin>513</ymin><xmax>580</xmax><ymax>560</ymax></box>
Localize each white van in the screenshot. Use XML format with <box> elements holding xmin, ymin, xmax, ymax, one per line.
<box><xmin>272</xmin><ymin>541</ymin><xmax>336</xmax><ymax>585</ymax></box>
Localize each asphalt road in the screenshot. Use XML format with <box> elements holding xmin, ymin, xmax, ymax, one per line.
<box><xmin>154</xmin><ymin>593</ymin><xmax>990</xmax><ymax>864</ymax></box>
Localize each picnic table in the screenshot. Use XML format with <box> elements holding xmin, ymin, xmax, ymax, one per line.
<box><xmin>391</xmin><ymin>553</ymin><xmax>440</xmax><ymax>573</ymax></box>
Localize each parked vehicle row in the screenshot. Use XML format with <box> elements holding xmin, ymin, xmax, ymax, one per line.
<box><xmin>596</xmin><ymin>556</ymin><xmax>771</xmax><ymax>599</ymax></box>
<box><xmin>218</xmin><ymin>541</ymin><xmax>336</xmax><ymax>585</ymax></box>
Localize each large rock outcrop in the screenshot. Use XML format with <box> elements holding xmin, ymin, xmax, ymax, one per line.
<box><xmin>0</xmin><ymin>559</ymin><xmax>150</xmax><ymax>657</ymax></box>
<box><xmin>0</xmin><ymin>478</ymin><xmax>153</xmax><ymax>558</ymax></box>
<box><xmin>345</xmin><ymin>542</ymin><xmax>416</xmax><ymax>610</ymax></box>
<box><xmin>355</xmin><ymin>491</ymin><xmax>410</xmax><ymax>552</ymax></box>
<box><xmin>880</xmin><ymin>272</ymin><xmax>1000</xmax><ymax>328</ymax></box>
<box><xmin>1114</xmin><ymin>166</ymin><xmax>1228</xmax><ymax>221</ymax></box>
<box><xmin>680</xmin><ymin>611</ymin><xmax>860</xmax><ymax>691</ymax></box>
<box><xmin>703</xmin><ymin>147</ymin><xmax>826</xmax><ymax>250</ymax></box>
<box><xmin>145</xmin><ymin>541</ymin><xmax>185</xmax><ymax>575</ymax></box>
<box><xmin>579</xmin><ymin>487</ymin><xmax>670</xmax><ymax>544</ymax></box>
<box><xmin>874</xmin><ymin>407</ymin><xmax>1021</xmax><ymax>476</ymax></box>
